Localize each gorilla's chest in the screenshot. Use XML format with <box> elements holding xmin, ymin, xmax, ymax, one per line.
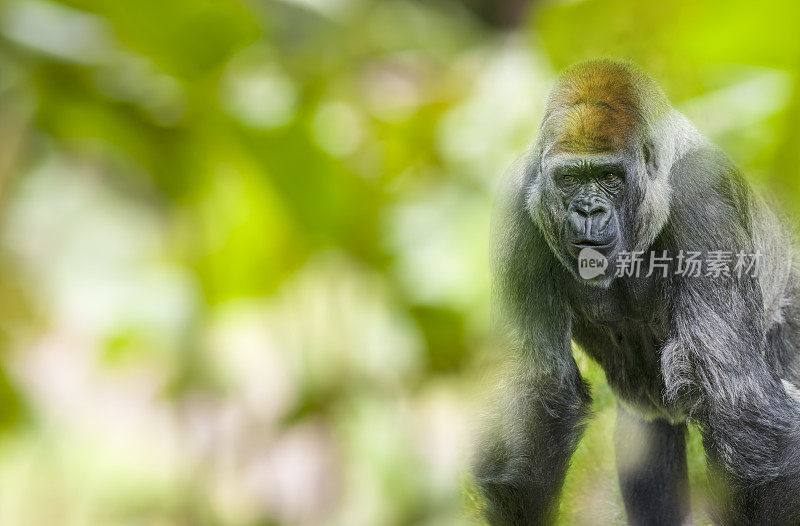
<box><xmin>567</xmin><ymin>277</ymin><xmax>661</xmax><ymax>323</ymax></box>
<box><xmin>567</xmin><ymin>280</ymin><xmax>681</xmax><ymax>420</ymax></box>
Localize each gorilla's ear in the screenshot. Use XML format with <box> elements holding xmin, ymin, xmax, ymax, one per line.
<box><xmin>497</xmin><ymin>149</ymin><xmax>539</xmax><ymax>210</ymax></box>
<box><xmin>632</xmin><ymin>129</ymin><xmax>675</xmax><ymax>251</ymax></box>
<box><xmin>521</xmin><ymin>150</ymin><xmax>542</xmax><ymax>209</ymax></box>
<box><xmin>642</xmin><ymin>110</ymin><xmax>703</xmax><ymax>183</ymax></box>
<box><xmin>525</xmin><ymin>156</ymin><xmax>541</xmax><ymax>183</ymax></box>
<box><xmin>642</xmin><ymin>138</ymin><xmax>660</xmax><ymax>180</ymax></box>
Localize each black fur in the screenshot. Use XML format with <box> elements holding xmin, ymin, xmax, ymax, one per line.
<box><xmin>473</xmin><ymin>59</ymin><xmax>800</xmax><ymax>525</ymax></box>
<box><xmin>615</xmin><ymin>405</ymin><xmax>690</xmax><ymax>526</ymax></box>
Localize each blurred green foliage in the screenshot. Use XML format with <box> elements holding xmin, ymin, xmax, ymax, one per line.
<box><xmin>0</xmin><ymin>0</ymin><xmax>796</xmax><ymax>524</ymax></box>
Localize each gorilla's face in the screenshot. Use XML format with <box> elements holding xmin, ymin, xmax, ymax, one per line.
<box><xmin>528</xmin><ymin>144</ymin><xmax>645</xmax><ymax>285</ymax></box>
<box><xmin>526</xmin><ymin>92</ymin><xmax>675</xmax><ymax>285</ymax></box>
<box><xmin>543</xmin><ymin>151</ymin><xmax>626</xmax><ymax>260</ymax></box>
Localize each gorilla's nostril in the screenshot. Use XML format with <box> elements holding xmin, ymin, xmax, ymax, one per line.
<box><xmin>595</xmin><ymin>212</ymin><xmax>612</xmax><ymax>228</ymax></box>
<box><xmin>587</xmin><ymin>203</ymin><xmax>609</xmax><ymax>217</ymax></box>
<box><xmin>572</xmin><ymin>200</ymin><xmax>609</xmax><ymax>218</ymax></box>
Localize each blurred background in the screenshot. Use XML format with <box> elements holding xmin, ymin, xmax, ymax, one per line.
<box><xmin>0</xmin><ymin>0</ymin><xmax>798</xmax><ymax>524</ymax></box>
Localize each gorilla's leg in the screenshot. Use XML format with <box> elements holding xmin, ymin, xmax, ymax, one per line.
<box><xmin>473</xmin><ymin>359</ymin><xmax>591</xmax><ymax>526</ymax></box>
<box><xmin>704</xmin><ymin>456</ymin><xmax>800</xmax><ymax>526</ymax></box>
<box><xmin>701</xmin><ymin>398</ymin><xmax>800</xmax><ymax>526</ymax></box>
<box><xmin>614</xmin><ymin>406</ymin><xmax>691</xmax><ymax>526</ymax></box>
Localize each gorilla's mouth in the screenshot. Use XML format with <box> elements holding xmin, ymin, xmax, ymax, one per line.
<box><xmin>567</xmin><ymin>238</ymin><xmax>618</xmax><ymax>261</ymax></box>
<box><xmin>569</xmin><ymin>239</ymin><xmax>615</xmax><ymax>249</ymax></box>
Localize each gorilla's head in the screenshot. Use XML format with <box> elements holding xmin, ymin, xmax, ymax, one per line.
<box><xmin>526</xmin><ymin>59</ymin><xmax>679</xmax><ymax>285</ymax></box>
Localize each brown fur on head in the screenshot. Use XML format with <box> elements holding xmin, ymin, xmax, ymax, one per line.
<box><xmin>541</xmin><ymin>59</ymin><xmax>672</xmax><ymax>155</ymax></box>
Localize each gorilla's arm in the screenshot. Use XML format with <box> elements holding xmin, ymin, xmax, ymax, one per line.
<box><xmin>473</xmin><ymin>162</ymin><xmax>591</xmax><ymax>525</ymax></box>
<box><xmin>665</xmin><ymin>274</ymin><xmax>800</xmax><ymax>524</ymax></box>
<box><xmin>474</xmin><ymin>359</ymin><xmax>590</xmax><ymax>525</ymax></box>
<box><xmin>614</xmin><ymin>406</ymin><xmax>691</xmax><ymax>526</ymax></box>
<box><xmin>661</xmin><ymin>148</ymin><xmax>800</xmax><ymax>524</ymax></box>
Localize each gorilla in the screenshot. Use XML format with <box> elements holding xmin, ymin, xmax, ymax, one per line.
<box><xmin>473</xmin><ymin>59</ymin><xmax>800</xmax><ymax>525</ymax></box>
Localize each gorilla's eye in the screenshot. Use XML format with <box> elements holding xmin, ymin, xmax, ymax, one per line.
<box><xmin>561</xmin><ymin>174</ymin><xmax>576</xmax><ymax>184</ymax></box>
<box><xmin>602</xmin><ymin>172</ymin><xmax>619</xmax><ymax>183</ymax></box>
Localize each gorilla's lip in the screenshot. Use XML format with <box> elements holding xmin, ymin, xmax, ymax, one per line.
<box><xmin>569</xmin><ymin>240</ymin><xmax>615</xmax><ymax>249</ymax></box>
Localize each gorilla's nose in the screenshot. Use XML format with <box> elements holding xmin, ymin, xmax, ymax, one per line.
<box><xmin>568</xmin><ymin>198</ymin><xmax>613</xmax><ymax>240</ymax></box>
<box><xmin>571</xmin><ymin>197</ymin><xmax>609</xmax><ymax>218</ymax></box>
